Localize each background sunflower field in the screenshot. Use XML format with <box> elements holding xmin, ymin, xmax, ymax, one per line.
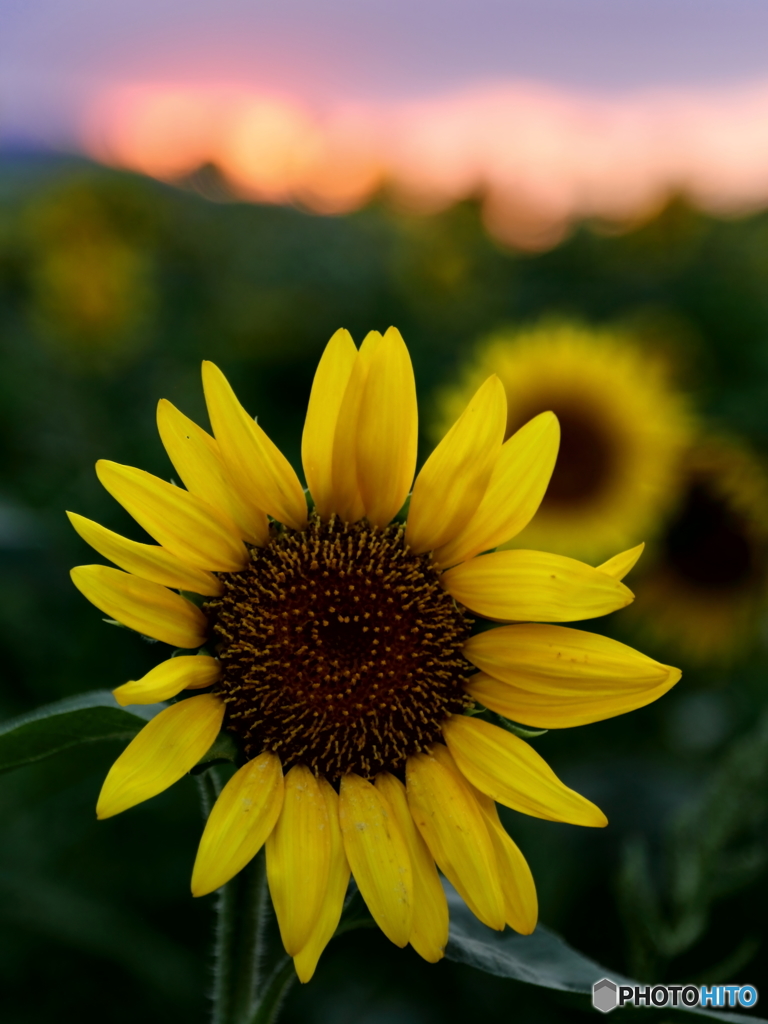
<box><xmin>4</xmin><ymin>155</ymin><xmax>768</xmax><ymax>1022</ymax></box>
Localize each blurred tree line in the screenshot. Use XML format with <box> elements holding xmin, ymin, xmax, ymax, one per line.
<box><xmin>3</xmin><ymin>155</ymin><xmax>768</xmax><ymax>1022</ymax></box>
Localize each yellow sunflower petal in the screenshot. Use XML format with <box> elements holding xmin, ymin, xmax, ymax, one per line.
<box><xmin>356</xmin><ymin>327</ymin><xmax>418</xmax><ymax>528</ymax></box>
<box><xmin>71</xmin><ymin>565</ymin><xmax>207</xmax><ymax>648</ymax></box>
<box><xmin>326</xmin><ymin>329</ymin><xmax>386</xmax><ymax>524</ymax></box>
<box><xmin>433</xmin><ymin>412</ymin><xmax>560</xmax><ymax>567</ymax></box>
<box><xmin>266</xmin><ymin>765</ymin><xmax>331</xmax><ymax>956</ymax></box>
<box><xmin>375</xmin><ymin>772</ymin><xmax>448</xmax><ymax>963</ymax></box>
<box><xmin>359</xmin><ymin>328</ymin><xmax>384</xmax><ymax>366</ymax></box>
<box><xmin>338</xmin><ymin>773</ymin><xmax>413</xmax><ymax>947</ymax></box>
<box><xmin>96</xmin><ymin>460</ymin><xmax>248</xmax><ymax>572</ymax></box>
<box><xmin>419</xmin><ymin>744</ymin><xmax>502</xmax><ymax>927</ymax></box>
<box><xmin>406</xmin><ymin>376</ymin><xmax>507</xmax><ymax>554</ymax></box>
<box><xmin>469</xmin><ymin>785</ymin><xmax>538</xmax><ymax>934</ymax></box>
<box><xmin>467</xmin><ymin>669</ymin><xmax>681</xmax><ymax>729</ymax></box>
<box><xmin>405</xmin><ymin>747</ymin><xmax>505</xmax><ymax>931</ymax></box>
<box><xmin>293</xmin><ymin>778</ymin><xmax>350</xmax><ymax>984</ymax></box>
<box><xmin>191</xmin><ymin>752</ymin><xmax>284</xmax><ymax>897</ymax></box>
<box><xmin>301</xmin><ymin>329</ymin><xmax>358</xmax><ymax>520</ymax></box>
<box><xmin>442</xmin><ymin>549</ymin><xmax>634</xmax><ymax>622</ymax></box>
<box><xmin>597</xmin><ymin>543</ymin><xmax>645</xmax><ymax>581</ymax></box>
<box><xmin>330</xmin><ymin>352</ymin><xmax>368</xmax><ymax>523</ymax></box>
<box><xmin>202</xmin><ymin>361</ymin><xmax>308</xmax><ymax>531</ymax></box>
<box><xmin>113</xmin><ymin>655</ymin><xmax>220</xmax><ymax>707</ymax></box>
<box><xmin>157</xmin><ymin>399</ymin><xmax>270</xmax><ymax>546</ymax></box>
<box><xmin>96</xmin><ymin>693</ymin><xmax>224</xmax><ymax>819</ymax></box>
<box><xmin>463</xmin><ymin>623</ymin><xmax>677</xmax><ymax>697</ymax></box>
<box><xmin>442</xmin><ymin>715</ymin><xmax>607</xmax><ymax>827</ymax></box>
<box><xmin>67</xmin><ymin>512</ymin><xmax>222</xmax><ymax>596</ymax></box>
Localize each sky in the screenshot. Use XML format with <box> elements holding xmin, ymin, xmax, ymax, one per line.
<box><xmin>4</xmin><ymin>0</ymin><xmax>768</xmax><ymax>246</ymax></box>
<box><xmin>4</xmin><ymin>0</ymin><xmax>768</xmax><ymax>140</ymax></box>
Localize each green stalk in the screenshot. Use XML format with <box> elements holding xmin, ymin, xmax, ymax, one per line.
<box><xmin>197</xmin><ymin>770</ymin><xmax>295</xmax><ymax>1024</ymax></box>
<box><xmin>246</xmin><ymin>959</ymin><xmax>296</xmax><ymax>1024</ymax></box>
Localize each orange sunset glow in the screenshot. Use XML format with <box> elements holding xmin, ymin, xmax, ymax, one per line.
<box><xmin>81</xmin><ymin>80</ymin><xmax>768</xmax><ymax>249</ymax></box>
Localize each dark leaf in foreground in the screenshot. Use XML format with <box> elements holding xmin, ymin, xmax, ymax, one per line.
<box><xmin>0</xmin><ymin>690</ymin><xmax>161</xmax><ymax>774</ymax></box>
<box><xmin>0</xmin><ymin>691</ymin><xmax>240</xmax><ymax>778</ymax></box>
<box><xmin>444</xmin><ymin>888</ymin><xmax>764</xmax><ymax>1022</ymax></box>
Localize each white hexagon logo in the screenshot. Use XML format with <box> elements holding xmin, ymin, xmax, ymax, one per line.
<box><xmin>593</xmin><ymin>978</ymin><xmax>618</xmax><ymax>1013</ymax></box>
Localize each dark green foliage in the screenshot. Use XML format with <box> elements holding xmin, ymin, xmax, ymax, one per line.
<box><xmin>618</xmin><ymin>709</ymin><xmax>768</xmax><ymax>982</ymax></box>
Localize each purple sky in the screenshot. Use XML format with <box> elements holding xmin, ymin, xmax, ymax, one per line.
<box><xmin>3</xmin><ymin>0</ymin><xmax>768</xmax><ymax>145</ymax></box>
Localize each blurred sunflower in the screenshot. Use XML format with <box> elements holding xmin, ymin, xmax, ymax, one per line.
<box><xmin>433</xmin><ymin>320</ymin><xmax>692</xmax><ymax>563</ymax></box>
<box><xmin>68</xmin><ymin>327</ymin><xmax>679</xmax><ymax>981</ymax></box>
<box><xmin>627</xmin><ymin>438</ymin><xmax>768</xmax><ymax>664</ymax></box>
<box><xmin>24</xmin><ymin>182</ymin><xmax>155</xmax><ymax>364</ymax></box>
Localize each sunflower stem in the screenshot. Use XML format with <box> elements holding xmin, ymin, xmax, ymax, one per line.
<box><xmin>198</xmin><ymin>769</ymin><xmax>293</xmax><ymax>1024</ymax></box>
<box><xmin>232</xmin><ymin>853</ymin><xmax>269</xmax><ymax>1023</ymax></box>
<box><xmin>196</xmin><ymin>766</ymin><xmax>222</xmax><ymax>818</ymax></box>
<box><xmin>210</xmin><ymin>861</ymin><xmax>241</xmax><ymax>1024</ymax></box>
<box><xmin>245</xmin><ymin>860</ymin><xmax>295</xmax><ymax>1024</ymax></box>
<box><xmin>246</xmin><ymin>959</ymin><xmax>296</xmax><ymax>1024</ymax></box>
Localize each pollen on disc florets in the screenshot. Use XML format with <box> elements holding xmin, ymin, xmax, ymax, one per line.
<box><xmin>207</xmin><ymin>514</ymin><xmax>473</xmax><ymax>780</ymax></box>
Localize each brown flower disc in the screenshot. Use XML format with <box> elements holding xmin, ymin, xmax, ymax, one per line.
<box><xmin>209</xmin><ymin>515</ymin><xmax>473</xmax><ymax>779</ymax></box>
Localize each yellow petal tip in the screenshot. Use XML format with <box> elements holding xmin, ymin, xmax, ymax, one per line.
<box><xmin>665</xmin><ymin>665</ymin><xmax>683</xmax><ymax>685</ymax></box>
<box><xmin>293</xmin><ymin>958</ymin><xmax>315</xmax><ymax>984</ymax></box>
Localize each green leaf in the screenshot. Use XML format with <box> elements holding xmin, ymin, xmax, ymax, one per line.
<box><xmin>444</xmin><ymin>888</ymin><xmax>765</xmax><ymax>1022</ymax></box>
<box><xmin>0</xmin><ymin>691</ymin><xmax>162</xmax><ymax>775</ymax></box>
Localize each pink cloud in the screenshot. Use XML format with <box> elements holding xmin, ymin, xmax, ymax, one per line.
<box><xmin>81</xmin><ymin>79</ymin><xmax>768</xmax><ymax>249</ymax></box>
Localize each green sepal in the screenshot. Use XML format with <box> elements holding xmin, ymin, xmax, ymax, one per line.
<box><xmin>464</xmin><ymin>702</ymin><xmax>487</xmax><ymax>717</ymax></box>
<box><xmin>393</xmin><ymin>492</ymin><xmax>411</xmax><ymax>523</ymax></box>
<box><xmin>190</xmin><ymin>729</ymin><xmax>240</xmax><ymax>774</ymax></box>
<box><xmin>170</xmin><ymin>645</ymin><xmax>212</xmax><ymax>658</ymax></box>
<box><xmin>490</xmin><ymin>712</ymin><xmax>548</xmax><ymax>739</ymax></box>
<box><xmin>102</xmin><ymin>618</ymin><xmax>159</xmax><ymax>643</ymax></box>
<box><xmin>464</xmin><ymin>704</ymin><xmax>547</xmax><ymax>739</ymax></box>
<box><xmin>468</xmin><ymin>616</ymin><xmax>500</xmax><ymax>636</ymax></box>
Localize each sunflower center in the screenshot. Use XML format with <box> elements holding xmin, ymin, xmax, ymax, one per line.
<box><xmin>509</xmin><ymin>403</ymin><xmax>615</xmax><ymax>507</ymax></box>
<box><xmin>664</xmin><ymin>481</ymin><xmax>756</xmax><ymax>589</ymax></box>
<box><xmin>208</xmin><ymin>516</ymin><xmax>472</xmax><ymax>780</ymax></box>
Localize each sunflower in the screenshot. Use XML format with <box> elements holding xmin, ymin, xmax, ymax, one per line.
<box><xmin>626</xmin><ymin>437</ymin><xmax>768</xmax><ymax>664</ymax></box>
<box><xmin>68</xmin><ymin>327</ymin><xmax>680</xmax><ymax>982</ymax></box>
<box><xmin>433</xmin><ymin>320</ymin><xmax>692</xmax><ymax>564</ymax></box>
<box><xmin>25</xmin><ymin>182</ymin><xmax>154</xmax><ymax>364</ymax></box>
